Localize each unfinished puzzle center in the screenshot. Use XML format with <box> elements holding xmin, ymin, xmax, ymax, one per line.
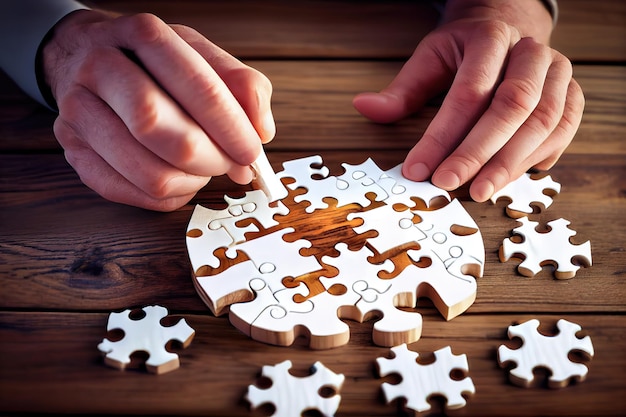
<box><xmin>186</xmin><ymin>155</ymin><xmax>485</xmax><ymax>349</ymax></box>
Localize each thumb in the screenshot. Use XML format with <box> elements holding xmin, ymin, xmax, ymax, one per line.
<box><xmin>353</xmin><ymin>36</ymin><xmax>456</xmax><ymax>123</ymax></box>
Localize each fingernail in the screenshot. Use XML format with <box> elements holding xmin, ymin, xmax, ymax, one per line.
<box><xmin>433</xmin><ymin>170</ymin><xmax>460</xmax><ymax>190</ymax></box>
<box><xmin>471</xmin><ymin>179</ymin><xmax>495</xmax><ymax>202</ymax></box>
<box><xmin>262</xmin><ymin>111</ymin><xmax>276</xmax><ymax>142</ymax></box>
<box><xmin>405</xmin><ymin>163</ymin><xmax>430</xmax><ymax>181</ymax></box>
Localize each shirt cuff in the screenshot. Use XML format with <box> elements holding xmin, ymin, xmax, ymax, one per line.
<box><xmin>0</xmin><ymin>0</ymin><xmax>89</xmax><ymax>110</ymax></box>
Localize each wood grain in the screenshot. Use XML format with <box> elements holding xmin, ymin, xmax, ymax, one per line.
<box><xmin>1</xmin><ymin>1</ymin><xmax>624</xmax><ymax>416</ymax></box>
<box><xmin>82</xmin><ymin>0</ymin><xmax>626</xmax><ymax>62</ymax></box>
<box><xmin>0</xmin><ymin>312</ymin><xmax>623</xmax><ymax>416</ymax></box>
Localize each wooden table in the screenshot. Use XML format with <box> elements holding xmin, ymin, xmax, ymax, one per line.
<box><xmin>1</xmin><ymin>1</ymin><xmax>624</xmax><ymax>416</ymax></box>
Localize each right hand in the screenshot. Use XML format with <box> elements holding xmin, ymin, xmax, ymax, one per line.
<box><xmin>42</xmin><ymin>10</ymin><xmax>275</xmax><ymax>211</ymax></box>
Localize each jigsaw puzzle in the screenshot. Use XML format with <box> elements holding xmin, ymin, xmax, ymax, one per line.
<box><xmin>246</xmin><ymin>360</ymin><xmax>345</xmax><ymax>417</ymax></box>
<box><xmin>497</xmin><ymin>319</ymin><xmax>594</xmax><ymax>388</ymax></box>
<box><xmin>377</xmin><ymin>343</ymin><xmax>475</xmax><ymax>413</ymax></box>
<box><xmin>97</xmin><ymin>305</ymin><xmax>195</xmax><ymax>374</ymax></box>
<box><xmin>500</xmin><ymin>217</ymin><xmax>592</xmax><ymax>279</ymax></box>
<box><xmin>185</xmin><ymin>155</ymin><xmax>484</xmax><ymax>348</ymax></box>
<box><xmin>490</xmin><ymin>173</ymin><xmax>561</xmax><ymax>218</ymax></box>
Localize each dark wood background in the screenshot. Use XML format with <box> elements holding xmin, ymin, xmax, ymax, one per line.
<box><xmin>1</xmin><ymin>1</ymin><xmax>624</xmax><ymax>416</ymax></box>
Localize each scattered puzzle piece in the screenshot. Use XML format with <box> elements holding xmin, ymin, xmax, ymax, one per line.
<box><xmin>246</xmin><ymin>360</ymin><xmax>345</xmax><ymax>417</ymax></box>
<box><xmin>490</xmin><ymin>173</ymin><xmax>561</xmax><ymax>218</ymax></box>
<box><xmin>377</xmin><ymin>344</ymin><xmax>475</xmax><ymax>413</ymax></box>
<box><xmin>500</xmin><ymin>217</ymin><xmax>592</xmax><ymax>279</ymax></box>
<box><xmin>497</xmin><ymin>319</ymin><xmax>594</xmax><ymax>388</ymax></box>
<box><xmin>97</xmin><ymin>305</ymin><xmax>195</xmax><ymax>374</ymax></box>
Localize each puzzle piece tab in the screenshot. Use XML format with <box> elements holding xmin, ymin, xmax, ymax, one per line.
<box><xmin>490</xmin><ymin>173</ymin><xmax>561</xmax><ymax>218</ymax></box>
<box><xmin>97</xmin><ymin>305</ymin><xmax>195</xmax><ymax>374</ymax></box>
<box><xmin>377</xmin><ymin>344</ymin><xmax>475</xmax><ymax>413</ymax></box>
<box><xmin>500</xmin><ymin>217</ymin><xmax>592</xmax><ymax>279</ymax></box>
<box><xmin>246</xmin><ymin>360</ymin><xmax>345</xmax><ymax>417</ymax></box>
<box><xmin>497</xmin><ymin>319</ymin><xmax>594</xmax><ymax>388</ymax></box>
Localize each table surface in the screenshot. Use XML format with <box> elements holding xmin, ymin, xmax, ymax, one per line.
<box><xmin>1</xmin><ymin>1</ymin><xmax>625</xmax><ymax>416</ymax></box>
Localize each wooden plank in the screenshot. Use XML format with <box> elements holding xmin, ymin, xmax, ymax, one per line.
<box><xmin>84</xmin><ymin>0</ymin><xmax>438</xmax><ymax>59</ymax></box>
<box><xmin>552</xmin><ymin>0</ymin><xmax>626</xmax><ymax>62</ymax></box>
<box><xmin>1</xmin><ymin>151</ymin><xmax>624</xmax><ymax>313</ymax></box>
<box><xmin>1</xmin><ymin>64</ymin><xmax>625</xmax><ymax>155</ymax></box>
<box><xmin>82</xmin><ymin>0</ymin><xmax>625</xmax><ymax>62</ymax></box>
<box><xmin>0</xmin><ymin>311</ymin><xmax>623</xmax><ymax>416</ymax></box>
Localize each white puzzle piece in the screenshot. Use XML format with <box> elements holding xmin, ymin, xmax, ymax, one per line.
<box><xmin>377</xmin><ymin>344</ymin><xmax>475</xmax><ymax>413</ymax></box>
<box><xmin>186</xmin><ymin>204</ymin><xmax>234</xmax><ymax>272</ymax></box>
<box><xmin>497</xmin><ymin>319</ymin><xmax>594</xmax><ymax>388</ymax></box>
<box><xmin>246</xmin><ymin>360</ymin><xmax>345</xmax><ymax>417</ymax></box>
<box><xmin>500</xmin><ymin>217</ymin><xmax>592</xmax><ymax>279</ymax></box>
<box><xmin>377</xmin><ymin>164</ymin><xmax>450</xmax><ymax>208</ymax></box>
<box><xmin>490</xmin><ymin>173</ymin><xmax>561</xmax><ymax>218</ymax></box>
<box><xmin>97</xmin><ymin>305</ymin><xmax>195</xmax><ymax>374</ymax></box>
<box><xmin>347</xmin><ymin>204</ymin><xmax>426</xmax><ymax>255</ymax></box>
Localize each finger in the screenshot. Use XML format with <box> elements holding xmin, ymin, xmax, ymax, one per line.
<box><xmin>76</xmin><ymin>46</ymin><xmax>242</xmax><ymax>179</ymax></box>
<box><xmin>468</xmin><ymin>51</ymin><xmax>575</xmax><ymax>201</ymax></box>
<box><xmin>352</xmin><ymin>34</ymin><xmax>454</xmax><ymax>124</ymax></box>
<box><xmin>108</xmin><ymin>13</ymin><xmax>262</xmax><ymax>165</ymax></box>
<box><xmin>55</xmin><ymin>85</ymin><xmax>212</xmax><ymax>201</ymax></box>
<box><xmin>429</xmin><ymin>37</ymin><xmax>553</xmax><ymax>191</ymax></box>
<box><xmin>54</xmin><ymin>118</ymin><xmax>198</xmax><ymax>212</ymax></box>
<box><xmin>172</xmin><ymin>25</ymin><xmax>276</xmax><ymax>144</ymax></box>
<box><xmin>531</xmin><ymin>78</ymin><xmax>584</xmax><ymax>170</ymax></box>
<box><xmin>403</xmin><ymin>22</ymin><xmax>518</xmax><ymax>182</ymax></box>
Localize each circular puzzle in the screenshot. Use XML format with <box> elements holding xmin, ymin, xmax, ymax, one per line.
<box><xmin>186</xmin><ymin>155</ymin><xmax>484</xmax><ymax>349</ymax></box>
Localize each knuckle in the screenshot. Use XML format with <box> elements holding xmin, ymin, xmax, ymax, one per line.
<box><xmin>123</xmin><ymin>13</ymin><xmax>169</xmax><ymax>46</ymax></box>
<box><xmin>444</xmin><ymin>154</ymin><xmax>483</xmax><ymax>178</ymax></box>
<box><xmin>229</xmin><ymin>65</ymin><xmax>274</xmax><ymax>96</ymax></box>
<box><xmin>126</xmin><ymin>94</ymin><xmax>162</xmax><ymax>138</ymax></box>
<box><xmin>531</xmin><ymin>99</ymin><xmax>561</xmax><ymax>133</ymax></box>
<box><xmin>492</xmin><ymin>78</ymin><xmax>539</xmax><ymax>117</ymax></box>
<box><xmin>476</xmin><ymin>19</ymin><xmax>513</xmax><ymax>42</ymax></box>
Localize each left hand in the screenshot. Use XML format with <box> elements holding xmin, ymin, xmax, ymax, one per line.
<box><xmin>353</xmin><ymin>2</ymin><xmax>584</xmax><ymax>202</ymax></box>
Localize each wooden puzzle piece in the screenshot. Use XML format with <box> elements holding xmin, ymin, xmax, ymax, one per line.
<box><xmin>500</xmin><ymin>217</ymin><xmax>592</xmax><ymax>279</ymax></box>
<box><xmin>377</xmin><ymin>344</ymin><xmax>475</xmax><ymax>413</ymax></box>
<box><xmin>97</xmin><ymin>305</ymin><xmax>195</xmax><ymax>374</ymax></box>
<box><xmin>277</xmin><ymin>155</ymin><xmax>334</xmax><ymax>212</ymax></box>
<box><xmin>377</xmin><ymin>164</ymin><xmax>451</xmax><ymax>208</ymax></box>
<box><xmin>347</xmin><ymin>204</ymin><xmax>426</xmax><ymax>255</ymax></box>
<box><xmin>277</xmin><ymin>155</ymin><xmax>388</xmax><ymax>212</ymax></box>
<box><xmin>186</xmin><ymin>204</ymin><xmax>234</xmax><ymax>271</ymax></box>
<box><xmin>225</xmin><ymin>227</ymin><xmax>321</xmax><ymax>291</ymax></box>
<box><xmin>246</xmin><ymin>360</ymin><xmax>345</xmax><ymax>417</ymax></box>
<box><xmin>332</xmin><ymin>158</ymin><xmax>389</xmax><ymax>207</ymax></box>
<box><xmin>361</xmin><ymin>261</ymin><xmax>476</xmax><ymax>346</ymax></box>
<box><xmin>409</xmin><ymin>199</ymin><xmax>484</xmax><ymax>280</ymax></box>
<box><xmin>490</xmin><ymin>173</ymin><xmax>561</xmax><ymax>218</ymax></box>
<box><xmin>497</xmin><ymin>319</ymin><xmax>594</xmax><ymax>388</ymax></box>
<box><xmin>244</xmin><ymin>284</ymin><xmax>361</xmax><ymax>349</ymax></box>
<box><xmin>229</xmin><ymin>278</ymin><xmax>314</xmax><ymax>338</ymax></box>
<box><xmin>196</xmin><ymin>260</ymin><xmax>260</xmax><ymax>316</ymax></box>
<box><xmin>208</xmin><ymin>189</ymin><xmax>289</xmax><ymax>244</ymax></box>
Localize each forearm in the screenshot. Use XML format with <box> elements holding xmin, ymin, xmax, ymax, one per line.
<box><xmin>441</xmin><ymin>0</ymin><xmax>555</xmax><ymax>44</ymax></box>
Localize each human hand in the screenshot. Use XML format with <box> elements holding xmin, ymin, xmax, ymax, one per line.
<box><xmin>353</xmin><ymin>2</ymin><xmax>584</xmax><ymax>202</ymax></box>
<box><xmin>42</xmin><ymin>10</ymin><xmax>275</xmax><ymax>211</ymax></box>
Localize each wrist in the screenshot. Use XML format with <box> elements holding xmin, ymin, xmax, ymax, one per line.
<box><xmin>441</xmin><ymin>0</ymin><xmax>554</xmax><ymax>43</ymax></box>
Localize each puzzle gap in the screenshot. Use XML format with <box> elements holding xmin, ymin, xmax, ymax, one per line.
<box><xmin>128</xmin><ymin>308</ymin><xmax>146</xmax><ymax>321</ymax></box>
<box><xmin>301</xmin><ymin>409</ymin><xmax>325</xmax><ymax>417</ymax></box>
<box><xmin>317</xmin><ymin>385</ymin><xmax>338</xmax><ymax>399</ymax></box>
